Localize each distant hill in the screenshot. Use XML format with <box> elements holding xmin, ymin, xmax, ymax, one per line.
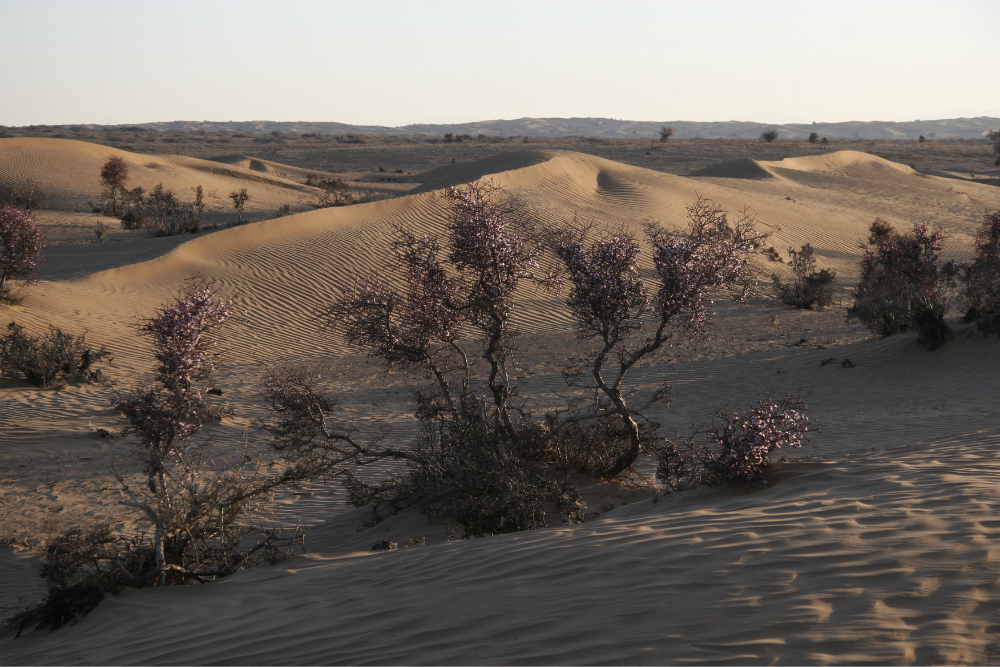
<box><xmin>8</xmin><ymin>116</ymin><xmax>1000</xmax><ymax>141</ymax></box>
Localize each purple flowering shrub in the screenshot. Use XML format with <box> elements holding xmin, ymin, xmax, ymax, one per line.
<box><xmin>0</xmin><ymin>204</ymin><xmax>46</xmax><ymax>302</ymax></box>
<box><xmin>8</xmin><ymin>286</ymin><xmax>307</xmax><ymax>632</ymax></box>
<box><xmin>657</xmin><ymin>394</ymin><xmax>811</xmax><ymax>491</ymax></box>
<box><xmin>959</xmin><ymin>211</ymin><xmax>1000</xmax><ymax>335</ymax></box>
<box><xmin>309</xmin><ymin>184</ymin><xmax>767</xmax><ymax>533</ymax></box>
<box><xmin>848</xmin><ymin>220</ymin><xmax>954</xmax><ymax>350</ymax></box>
<box><xmin>550</xmin><ymin>197</ymin><xmax>766</xmax><ymax>477</ymax></box>
<box><xmin>317</xmin><ymin>181</ymin><xmax>574</xmax><ymax>536</ymax></box>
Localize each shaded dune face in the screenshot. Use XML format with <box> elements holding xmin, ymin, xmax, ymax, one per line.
<box><xmin>3</xmin><ymin>143</ymin><xmax>1000</xmax><ymax>664</ymax></box>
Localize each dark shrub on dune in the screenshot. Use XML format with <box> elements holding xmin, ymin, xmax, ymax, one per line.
<box><xmin>848</xmin><ymin>219</ymin><xmax>954</xmax><ymax>350</ymax></box>
<box><xmin>0</xmin><ymin>322</ymin><xmax>109</xmax><ymax>388</ymax></box>
<box><xmin>959</xmin><ymin>211</ymin><xmax>1000</xmax><ymax>336</ymax></box>
<box><xmin>772</xmin><ymin>243</ymin><xmax>837</xmax><ymax>309</ymax></box>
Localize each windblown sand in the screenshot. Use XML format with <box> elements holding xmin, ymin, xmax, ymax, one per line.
<box><xmin>2</xmin><ymin>138</ymin><xmax>1000</xmax><ymax>664</ymax></box>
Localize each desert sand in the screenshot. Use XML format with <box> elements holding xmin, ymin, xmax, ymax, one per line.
<box><xmin>2</xmin><ymin>137</ymin><xmax>1000</xmax><ymax>664</ymax></box>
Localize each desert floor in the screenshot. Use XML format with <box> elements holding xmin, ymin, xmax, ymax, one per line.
<box><xmin>2</xmin><ymin>137</ymin><xmax>1000</xmax><ymax>664</ymax></box>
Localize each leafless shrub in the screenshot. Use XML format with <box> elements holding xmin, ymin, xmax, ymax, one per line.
<box><xmin>229</xmin><ymin>188</ymin><xmax>251</xmax><ymax>225</ymax></box>
<box><xmin>760</xmin><ymin>129</ymin><xmax>779</xmax><ymax>142</ymax></box>
<box><xmin>0</xmin><ymin>322</ymin><xmax>110</xmax><ymax>388</ymax></box>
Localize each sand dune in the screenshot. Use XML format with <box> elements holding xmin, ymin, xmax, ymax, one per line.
<box><xmin>3</xmin><ymin>145</ymin><xmax>1000</xmax><ymax>663</ymax></box>
<box><xmin>0</xmin><ymin>138</ymin><xmax>319</xmax><ymax>238</ymax></box>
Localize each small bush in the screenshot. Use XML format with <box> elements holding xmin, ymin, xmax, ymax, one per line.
<box><xmin>147</xmin><ymin>184</ymin><xmax>200</xmax><ymax>236</ymax></box>
<box><xmin>959</xmin><ymin>211</ymin><xmax>1000</xmax><ymax>335</ymax></box>
<box><xmin>394</xmin><ymin>394</ymin><xmax>572</xmax><ymax>538</ymax></box>
<box><xmin>0</xmin><ymin>322</ymin><xmax>110</xmax><ymax>388</ymax></box>
<box><xmin>93</xmin><ymin>221</ymin><xmax>110</xmax><ymax>242</ymax></box>
<box><xmin>772</xmin><ymin>244</ymin><xmax>837</xmax><ymax>309</ymax></box>
<box><xmin>867</xmin><ymin>217</ymin><xmax>896</xmax><ymax>245</ymax></box>
<box><xmin>848</xmin><ymin>219</ymin><xmax>953</xmax><ymax>348</ymax></box>
<box><xmin>807</xmin><ymin>132</ymin><xmax>820</xmax><ymax>144</ymax></box>
<box><xmin>6</xmin><ymin>525</ymin><xmax>140</xmax><ymax>632</ymax></box>
<box><xmin>229</xmin><ymin>188</ymin><xmax>251</xmax><ymax>225</ymax></box>
<box><xmin>659</xmin><ymin>126</ymin><xmax>675</xmax><ymax>142</ymax></box>
<box><xmin>820</xmin><ymin>137</ymin><xmax>829</xmax><ymax>145</ymax></box>
<box><xmin>100</xmin><ymin>157</ymin><xmax>128</xmax><ymax>216</ymax></box>
<box><xmin>273</xmin><ymin>203</ymin><xmax>308</xmax><ymax>218</ymax></box>
<box><xmin>371</xmin><ymin>539</ymin><xmax>397</xmax><ymax>551</ymax></box>
<box><xmin>656</xmin><ymin>394</ymin><xmax>811</xmax><ymax>491</ymax></box>
<box><xmin>118</xmin><ymin>187</ymin><xmax>147</xmax><ymax>229</ymax></box>
<box><xmin>760</xmin><ymin>129</ymin><xmax>779</xmax><ymax>142</ymax></box>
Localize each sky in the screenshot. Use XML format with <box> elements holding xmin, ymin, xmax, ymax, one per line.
<box><xmin>1</xmin><ymin>0</ymin><xmax>998</xmax><ymax>127</ymax></box>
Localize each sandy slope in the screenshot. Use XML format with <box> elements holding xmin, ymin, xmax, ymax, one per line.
<box><xmin>0</xmin><ymin>139</ymin><xmax>323</xmax><ymax>242</ymax></box>
<box><xmin>2</xmin><ymin>143</ymin><xmax>1000</xmax><ymax>663</ymax></box>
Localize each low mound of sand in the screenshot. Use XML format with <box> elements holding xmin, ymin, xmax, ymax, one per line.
<box><xmin>210</xmin><ymin>155</ymin><xmax>333</xmax><ymax>181</ymax></box>
<box><xmin>408</xmin><ymin>150</ymin><xmax>555</xmax><ymax>194</ymax></box>
<box><xmin>690</xmin><ymin>157</ymin><xmax>777</xmax><ymax>179</ymax></box>
<box><xmin>763</xmin><ymin>149</ymin><xmax>918</xmax><ymax>177</ymax></box>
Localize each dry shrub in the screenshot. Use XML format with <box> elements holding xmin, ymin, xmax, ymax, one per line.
<box><xmin>959</xmin><ymin>211</ymin><xmax>1000</xmax><ymax>335</ymax></box>
<box><xmin>848</xmin><ymin>219</ymin><xmax>954</xmax><ymax>350</ymax></box>
<box><xmin>0</xmin><ymin>322</ymin><xmax>109</xmax><ymax>388</ymax></box>
<box><xmin>771</xmin><ymin>243</ymin><xmax>837</xmax><ymax>309</ymax></box>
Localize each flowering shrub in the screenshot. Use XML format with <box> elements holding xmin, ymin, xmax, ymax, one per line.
<box><xmin>0</xmin><ymin>204</ymin><xmax>46</xmax><ymax>301</ymax></box>
<box><xmin>552</xmin><ymin>197</ymin><xmax>765</xmax><ymax>477</ymax></box>
<box><xmin>315</xmin><ymin>186</ymin><xmax>764</xmax><ymax>531</ymax></box>
<box><xmin>959</xmin><ymin>211</ymin><xmax>1000</xmax><ymax>335</ymax></box>
<box><xmin>657</xmin><ymin>394</ymin><xmax>811</xmax><ymax>491</ymax></box>
<box><xmin>848</xmin><ymin>220</ymin><xmax>953</xmax><ymax>349</ymax></box>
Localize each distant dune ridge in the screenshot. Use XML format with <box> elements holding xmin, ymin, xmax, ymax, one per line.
<box><xmin>3</xmin><ymin>137</ymin><xmax>1000</xmax><ymax>663</ymax></box>
<box><xmin>4</xmin><ymin>115</ymin><xmax>1000</xmax><ymax>140</ymax></box>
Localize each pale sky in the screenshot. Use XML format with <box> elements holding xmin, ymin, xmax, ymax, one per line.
<box><xmin>2</xmin><ymin>0</ymin><xmax>998</xmax><ymax>127</ymax></box>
